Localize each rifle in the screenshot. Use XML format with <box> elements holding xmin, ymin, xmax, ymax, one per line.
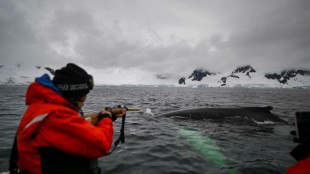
<box><xmin>84</xmin><ymin>106</ymin><xmax>140</xmax><ymax>125</ymax></box>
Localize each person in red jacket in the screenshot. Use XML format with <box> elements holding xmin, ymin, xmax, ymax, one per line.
<box><xmin>286</xmin><ymin>113</ymin><xmax>310</xmax><ymax>174</ymax></box>
<box><xmin>287</xmin><ymin>155</ymin><xmax>310</xmax><ymax>174</ymax></box>
<box><xmin>12</xmin><ymin>63</ymin><xmax>126</xmax><ymax>174</ymax></box>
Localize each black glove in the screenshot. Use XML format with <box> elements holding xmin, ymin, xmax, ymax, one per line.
<box><xmin>97</xmin><ymin>112</ymin><xmax>117</xmax><ymax>122</ymax></box>
<box><xmin>97</xmin><ymin>112</ymin><xmax>112</xmax><ymax>122</ymax></box>
<box><xmin>111</xmin><ymin>114</ymin><xmax>117</xmax><ymax>121</ymax></box>
<box><xmin>104</xmin><ymin>107</ymin><xmax>118</xmax><ymax>121</ymax></box>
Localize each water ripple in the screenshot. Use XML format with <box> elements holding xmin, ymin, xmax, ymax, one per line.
<box><xmin>0</xmin><ymin>86</ymin><xmax>308</xmax><ymax>173</ymax></box>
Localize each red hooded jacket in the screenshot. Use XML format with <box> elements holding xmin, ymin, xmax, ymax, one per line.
<box><xmin>17</xmin><ymin>78</ymin><xmax>113</xmax><ymax>174</ymax></box>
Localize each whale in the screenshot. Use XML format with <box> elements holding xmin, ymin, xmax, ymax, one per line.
<box><xmin>159</xmin><ymin>106</ymin><xmax>287</xmax><ymax>123</ymax></box>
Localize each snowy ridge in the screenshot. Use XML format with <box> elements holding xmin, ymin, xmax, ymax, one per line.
<box><xmin>0</xmin><ymin>64</ymin><xmax>309</xmax><ymax>88</ymax></box>
<box><xmin>0</xmin><ymin>65</ymin><xmax>54</xmax><ymax>85</ymax></box>
<box><xmin>180</xmin><ymin>71</ymin><xmax>288</xmax><ymax>88</ymax></box>
<box><xmin>179</xmin><ymin>65</ymin><xmax>310</xmax><ymax>88</ymax></box>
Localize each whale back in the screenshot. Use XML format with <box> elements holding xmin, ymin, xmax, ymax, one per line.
<box><xmin>159</xmin><ymin>106</ymin><xmax>286</xmax><ymax>123</ymax></box>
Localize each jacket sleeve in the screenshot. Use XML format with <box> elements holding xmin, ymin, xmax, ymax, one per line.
<box><xmin>33</xmin><ymin>109</ymin><xmax>114</xmax><ymax>158</ymax></box>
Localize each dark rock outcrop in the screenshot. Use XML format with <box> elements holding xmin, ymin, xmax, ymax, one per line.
<box><xmin>229</xmin><ymin>74</ymin><xmax>239</xmax><ymax>78</ymax></box>
<box><xmin>188</xmin><ymin>69</ymin><xmax>216</xmax><ymax>81</ymax></box>
<box><xmin>233</xmin><ymin>65</ymin><xmax>256</xmax><ymax>74</ymax></box>
<box><xmin>265</xmin><ymin>69</ymin><xmax>310</xmax><ymax>84</ymax></box>
<box><xmin>178</xmin><ymin>77</ymin><xmax>186</xmax><ymax>85</ymax></box>
<box><xmin>44</xmin><ymin>67</ymin><xmax>55</xmax><ymax>75</ymax></box>
<box><xmin>218</xmin><ymin>77</ymin><xmax>227</xmax><ymax>86</ymax></box>
<box><xmin>232</xmin><ymin>65</ymin><xmax>256</xmax><ymax>78</ymax></box>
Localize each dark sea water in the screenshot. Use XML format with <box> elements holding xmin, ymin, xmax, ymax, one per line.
<box><xmin>1</xmin><ymin>86</ymin><xmax>310</xmax><ymax>174</ymax></box>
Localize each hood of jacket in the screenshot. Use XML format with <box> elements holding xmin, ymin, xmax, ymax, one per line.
<box><xmin>25</xmin><ymin>74</ymin><xmax>73</xmax><ymax>109</ymax></box>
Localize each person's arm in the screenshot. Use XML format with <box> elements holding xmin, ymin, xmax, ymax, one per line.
<box><xmin>34</xmin><ymin>110</ymin><xmax>115</xmax><ymax>158</ymax></box>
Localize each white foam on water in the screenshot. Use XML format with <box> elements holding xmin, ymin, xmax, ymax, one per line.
<box><xmin>252</xmin><ymin>119</ymin><xmax>275</xmax><ymax>125</ymax></box>
<box><xmin>143</xmin><ymin>108</ymin><xmax>154</xmax><ymax>118</ymax></box>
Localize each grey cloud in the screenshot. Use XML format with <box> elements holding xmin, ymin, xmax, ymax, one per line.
<box><xmin>0</xmin><ymin>0</ymin><xmax>309</xmax><ymax>76</ymax></box>
<box><xmin>0</xmin><ymin>1</ymin><xmax>35</xmax><ymax>65</ymax></box>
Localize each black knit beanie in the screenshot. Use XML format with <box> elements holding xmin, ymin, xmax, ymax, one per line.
<box><xmin>52</xmin><ymin>63</ymin><xmax>94</xmax><ymax>99</ymax></box>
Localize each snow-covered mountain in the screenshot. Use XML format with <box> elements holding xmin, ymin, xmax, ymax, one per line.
<box><xmin>0</xmin><ymin>65</ymin><xmax>55</xmax><ymax>85</ymax></box>
<box><xmin>0</xmin><ymin>64</ymin><xmax>309</xmax><ymax>88</ymax></box>
<box><xmin>178</xmin><ymin>65</ymin><xmax>310</xmax><ymax>89</ymax></box>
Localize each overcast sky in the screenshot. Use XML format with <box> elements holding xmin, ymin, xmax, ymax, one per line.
<box><xmin>1</xmin><ymin>0</ymin><xmax>310</xmax><ymax>81</ymax></box>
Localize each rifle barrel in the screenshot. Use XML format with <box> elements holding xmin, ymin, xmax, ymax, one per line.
<box><xmin>127</xmin><ymin>108</ymin><xmax>140</xmax><ymax>111</ymax></box>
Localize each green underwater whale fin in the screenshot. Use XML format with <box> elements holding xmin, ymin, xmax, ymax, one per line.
<box><xmin>177</xmin><ymin>128</ymin><xmax>228</xmax><ymax>167</ymax></box>
<box><xmin>177</xmin><ymin>127</ymin><xmax>240</xmax><ymax>174</ymax></box>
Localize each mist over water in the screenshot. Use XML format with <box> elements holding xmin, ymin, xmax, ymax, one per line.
<box><xmin>1</xmin><ymin>86</ymin><xmax>309</xmax><ymax>173</ymax></box>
